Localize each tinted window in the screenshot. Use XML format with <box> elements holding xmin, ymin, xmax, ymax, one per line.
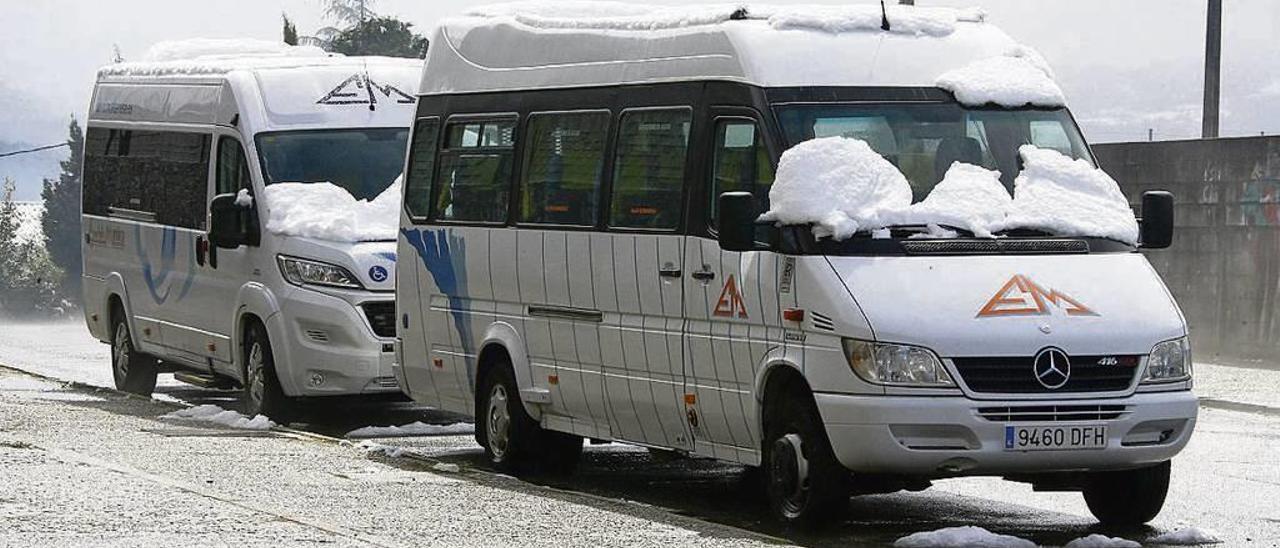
<box><xmin>256</xmin><ymin>128</ymin><xmax>407</xmax><ymax>201</ymax></box>
<box><xmin>216</xmin><ymin>136</ymin><xmax>252</xmax><ymax>196</ymax></box>
<box><xmin>404</xmin><ymin>118</ymin><xmax>440</xmax><ymax>218</ymax></box>
<box><xmin>433</xmin><ymin>119</ymin><xmax>516</xmax><ymax>223</ymax></box>
<box><xmin>519</xmin><ymin>112</ymin><xmax>609</xmax><ymax>226</ymax></box>
<box><xmin>609</xmin><ymin>109</ymin><xmax>690</xmax><ymax>230</ymax></box>
<box><xmin>82</xmin><ymin>127</ymin><xmax>210</xmax><ymax>230</ymax></box>
<box><xmin>710</xmin><ymin>119</ymin><xmax>774</xmax><ymax>230</ymax></box>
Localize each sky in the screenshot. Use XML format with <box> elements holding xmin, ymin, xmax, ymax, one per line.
<box><xmin>1</xmin><ymin>0</ymin><xmax>1278</xmax><ymax>198</ymax></box>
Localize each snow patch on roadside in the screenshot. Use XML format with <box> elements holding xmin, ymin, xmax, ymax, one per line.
<box><xmin>263</xmin><ymin>177</ymin><xmax>401</xmax><ymax>243</ymax></box>
<box><xmin>354</xmin><ymin>440</ymin><xmax>411</xmax><ymax>458</ymax></box>
<box><xmin>432</xmin><ymin>462</ymin><xmax>462</xmax><ymax>473</ymax></box>
<box><xmin>1151</xmin><ymin>527</ymin><xmax>1222</xmax><ymax>545</ymax></box>
<box><xmin>1064</xmin><ymin>534</ymin><xmax>1141</xmax><ymax>548</ymax></box>
<box><xmin>160</xmin><ymin>404</ymin><xmax>276</xmax><ymax>430</ymax></box>
<box><xmin>346</xmin><ymin>421</ymin><xmax>475</xmax><ymax>439</ymax></box>
<box><xmin>894</xmin><ymin>526</ymin><xmax>1035</xmax><ymax>548</ymax></box>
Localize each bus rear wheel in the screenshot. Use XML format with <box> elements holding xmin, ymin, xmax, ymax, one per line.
<box><xmin>110</xmin><ymin>306</ymin><xmax>158</xmax><ymax>396</ymax></box>
<box><xmin>477</xmin><ymin>360</ymin><xmax>581</xmax><ymax>475</ymax></box>
<box><xmin>1082</xmin><ymin>461</ymin><xmax>1171</xmax><ymax>525</ymax></box>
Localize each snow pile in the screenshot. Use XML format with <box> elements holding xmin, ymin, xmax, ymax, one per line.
<box><xmin>466</xmin><ymin>2</ymin><xmax>742</xmax><ymax>31</ymax></box>
<box><xmin>1004</xmin><ymin>145</ymin><xmax>1139</xmax><ymax>244</ymax></box>
<box><xmin>893</xmin><ymin>162</ymin><xmax>1011</xmax><ymax>237</ymax></box>
<box><xmin>234</xmin><ymin>189</ymin><xmax>253</xmax><ymax>207</ymax></box>
<box><xmin>768</xmin><ymin>5</ymin><xmax>985</xmax><ymax>37</ymax></box>
<box><xmin>346</xmin><ymin>421</ymin><xmax>475</xmax><ymax>439</ymax></box>
<box><xmin>432</xmin><ymin>462</ymin><xmax>462</xmax><ymax>473</ymax></box>
<box><xmin>893</xmin><ymin>526</ymin><xmax>1034</xmax><ymax>548</ymax></box>
<box><xmin>354</xmin><ymin>440</ymin><xmax>411</xmax><ymax>458</ymax></box>
<box><xmin>1063</xmin><ymin>534</ymin><xmax>1141</xmax><ymax>548</ymax></box>
<box><xmin>936</xmin><ymin>46</ymin><xmax>1065</xmax><ymax>108</ymax></box>
<box><xmin>160</xmin><ymin>404</ymin><xmax>276</xmax><ymax>430</ymax></box>
<box><xmin>760</xmin><ymin>137</ymin><xmax>912</xmax><ymax>239</ymax></box>
<box><xmin>142</xmin><ymin>38</ymin><xmax>328</xmax><ymax>62</ymax></box>
<box><xmin>1151</xmin><ymin>527</ymin><xmax>1222</xmax><ymax>545</ymax></box>
<box><xmin>263</xmin><ymin>177</ymin><xmax>401</xmax><ymax>243</ymax></box>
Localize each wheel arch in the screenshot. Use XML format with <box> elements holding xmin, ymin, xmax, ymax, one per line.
<box><xmin>474</xmin><ymin>321</ymin><xmax>537</xmax><ymax>420</ymax></box>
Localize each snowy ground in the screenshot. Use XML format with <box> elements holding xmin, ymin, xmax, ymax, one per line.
<box><xmin>1</xmin><ymin>318</ymin><xmax>1277</xmax><ymax>546</ymax></box>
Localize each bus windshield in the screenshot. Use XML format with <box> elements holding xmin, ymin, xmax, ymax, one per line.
<box><xmin>256</xmin><ymin>128</ymin><xmax>410</xmax><ymax>201</ymax></box>
<box><xmin>775</xmin><ymin>104</ymin><xmax>1092</xmax><ymax>203</ymax></box>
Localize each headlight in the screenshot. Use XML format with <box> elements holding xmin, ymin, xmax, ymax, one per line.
<box><xmin>1144</xmin><ymin>337</ymin><xmax>1192</xmax><ymax>382</ymax></box>
<box><xmin>277</xmin><ymin>255</ymin><xmax>363</xmax><ymax>289</ymax></box>
<box><xmin>842</xmin><ymin>339</ymin><xmax>953</xmax><ymax>387</ymax></box>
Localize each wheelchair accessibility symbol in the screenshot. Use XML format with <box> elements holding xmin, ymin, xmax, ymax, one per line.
<box><xmin>369</xmin><ymin>265</ymin><xmax>389</xmax><ymax>282</ymax></box>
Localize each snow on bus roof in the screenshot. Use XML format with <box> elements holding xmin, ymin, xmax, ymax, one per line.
<box><xmin>97</xmin><ymin>38</ymin><xmax>421</xmax><ymax>79</ymax></box>
<box><xmin>423</xmin><ymin>1</ymin><xmax>1036</xmax><ymax>94</ymax></box>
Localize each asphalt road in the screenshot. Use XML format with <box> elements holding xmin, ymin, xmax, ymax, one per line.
<box><xmin>2</xmin><ymin>319</ymin><xmax>1277</xmax><ymax>547</ymax></box>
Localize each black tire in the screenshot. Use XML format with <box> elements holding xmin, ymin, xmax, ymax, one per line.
<box><xmin>762</xmin><ymin>390</ymin><xmax>850</xmax><ymax>528</ymax></box>
<box><xmin>1083</xmin><ymin>461</ymin><xmax>1171</xmax><ymax>525</ymax></box>
<box><xmin>241</xmin><ymin>322</ymin><xmax>292</xmax><ymax>423</ymax></box>
<box><xmin>109</xmin><ymin>305</ymin><xmax>158</xmax><ymax>395</ymax></box>
<box><xmin>476</xmin><ymin>361</ymin><xmax>582</xmax><ymax>475</ymax></box>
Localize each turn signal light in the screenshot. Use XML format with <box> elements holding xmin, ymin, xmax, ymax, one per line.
<box><xmin>783</xmin><ymin>308</ymin><xmax>805</xmax><ymax>322</ymax></box>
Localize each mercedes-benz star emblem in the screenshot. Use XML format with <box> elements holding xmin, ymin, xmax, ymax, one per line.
<box><xmin>1033</xmin><ymin>347</ymin><xmax>1071</xmax><ymax>389</ymax></box>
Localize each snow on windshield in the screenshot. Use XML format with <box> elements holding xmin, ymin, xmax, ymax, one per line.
<box><xmin>935</xmin><ymin>46</ymin><xmax>1065</xmax><ymax>108</ymax></box>
<box><xmin>761</xmin><ymin>139</ymin><xmax>1139</xmax><ymax>244</ymax></box>
<box><xmin>1004</xmin><ymin>145</ymin><xmax>1139</xmax><ymax>244</ymax></box>
<box><xmin>759</xmin><ymin>137</ymin><xmax>912</xmax><ymax>240</ymax></box>
<box><xmin>263</xmin><ymin>177</ymin><xmax>401</xmax><ymax>243</ymax></box>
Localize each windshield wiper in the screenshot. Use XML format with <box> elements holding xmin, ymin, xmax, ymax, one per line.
<box><xmin>873</xmin><ymin>224</ymin><xmax>976</xmax><ymax>238</ymax></box>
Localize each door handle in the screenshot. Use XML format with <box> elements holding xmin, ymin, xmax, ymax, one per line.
<box><xmin>691</xmin><ymin>269</ymin><xmax>716</xmax><ymax>282</ymax></box>
<box><xmin>658</xmin><ymin>266</ymin><xmax>682</xmax><ymax>278</ymax></box>
<box><xmin>195</xmin><ymin>236</ymin><xmax>207</xmax><ymax>267</ymax></box>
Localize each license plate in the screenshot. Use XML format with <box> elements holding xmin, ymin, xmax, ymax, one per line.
<box><xmin>1004</xmin><ymin>425</ymin><xmax>1107</xmax><ymax>451</ymax></box>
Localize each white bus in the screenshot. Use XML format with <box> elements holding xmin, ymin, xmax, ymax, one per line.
<box><xmin>81</xmin><ymin>41</ymin><xmax>421</xmax><ymax>420</ymax></box>
<box><xmin>393</xmin><ymin>4</ymin><xmax>1197</xmax><ymax>526</ymax></box>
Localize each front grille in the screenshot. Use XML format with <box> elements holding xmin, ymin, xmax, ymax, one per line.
<box><xmin>362</xmin><ymin>301</ymin><xmax>396</xmax><ymax>338</ymax></box>
<box><xmin>951</xmin><ymin>355</ymin><xmax>1140</xmax><ymax>394</ymax></box>
<box><xmin>901</xmin><ymin>239</ymin><xmax>1088</xmax><ymax>255</ymax></box>
<box><xmin>978</xmin><ymin>404</ymin><xmax>1130</xmax><ymax>422</ymax></box>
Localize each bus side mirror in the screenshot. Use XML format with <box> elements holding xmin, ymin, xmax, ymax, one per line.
<box><xmin>209</xmin><ymin>193</ymin><xmax>250</xmax><ymax>249</ymax></box>
<box><xmin>718</xmin><ymin>192</ymin><xmax>758</xmax><ymax>252</ymax></box>
<box><xmin>1140</xmin><ymin>191</ymin><xmax>1174</xmax><ymax>249</ymax></box>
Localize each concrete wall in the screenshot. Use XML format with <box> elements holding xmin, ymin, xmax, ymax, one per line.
<box><xmin>1094</xmin><ymin>136</ymin><xmax>1280</xmax><ymax>363</ymax></box>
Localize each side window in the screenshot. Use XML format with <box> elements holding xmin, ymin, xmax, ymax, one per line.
<box><xmin>609</xmin><ymin>109</ymin><xmax>691</xmax><ymax>230</ymax></box>
<box><xmin>710</xmin><ymin>119</ymin><xmax>774</xmax><ymax>229</ymax></box>
<box><xmin>519</xmin><ymin>111</ymin><xmax>610</xmax><ymax>226</ymax></box>
<box><xmin>82</xmin><ymin>127</ymin><xmax>210</xmax><ymax>230</ymax></box>
<box><xmin>216</xmin><ymin>136</ymin><xmax>252</xmax><ymax>196</ymax></box>
<box><xmin>404</xmin><ymin>118</ymin><xmax>440</xmax><ymax>219</ymax></box>
<box><xmin>433</xmin><ymin>118</ymin><xmax>516</xmax><ymax>223</ymax></box>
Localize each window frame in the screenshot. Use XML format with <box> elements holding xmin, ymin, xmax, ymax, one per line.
<box><xmin>514</xmin><ymin>109</ymin><xmax>614</xmax><ymax>231</ymax></box>
<box><xmin>604</xmin><ymin>105</ymin><xmax>695</xmax><ymax>234</ymax></box>
<box><xmin>402</xmin><ymin>116</ymin><xmax>441</xmax><ymax>223</ymax></box>
<box><xmin>428</xmin><ymin>112</ymin><xmax>521</xmax><ymax>226</ymax></box>
<box><xmin>706</xmin><ymin>114</ymin><xmax>777</xmax><ymax>234</ymax></box>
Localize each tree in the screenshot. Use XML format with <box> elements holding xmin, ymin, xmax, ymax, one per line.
<box><xmin>0</xmin><ymin>178</ymin><xmax>63</xmax><ymax>316</ymax></box>
<box><xmin>282</xmin><ymin>13</ymin><xmax>299</xmax><ymax>46</ymax></box>
<box><xmin>329</xmin><ymin>16</ymin><xmax>429</xmax><ymax>59</ymax></box>
<box><xmin>40</xmin><ymin>117</ymin><xmax>83</xmax><ymax>303</ymax></box>
<box><xmin>323</xmin><ymin>0</ymin><xmax>378</xmax><ymax>28</ymax></box>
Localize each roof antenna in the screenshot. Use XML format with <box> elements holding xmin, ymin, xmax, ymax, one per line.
<box><xmin>363</xmin><ymin>57</ymin><xmax>376</xmax><ymax>112</ymax></box>
<box><xmin>880</xmin><ymin>0</ymin><xmax>891</xmax><ymax>31</ymax></box>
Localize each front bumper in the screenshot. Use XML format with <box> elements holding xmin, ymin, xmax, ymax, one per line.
<box><xmin>276</xmin><ymin>286</ymin><xmax>399</xmax><ymax>397</ymax></box>
<box><xmin>815</xmin><ymin>390</ymin><xmax>1197</xmax><ymax>476</ymax></box>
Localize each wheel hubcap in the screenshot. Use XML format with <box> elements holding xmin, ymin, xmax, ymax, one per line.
<box><xmin>770</xmin><ymin>433</ymin><xmax>811</xmax><ymax>517</ymax></box>
<box><xmin>112</xmin><ymin>323</ymin><xmax>130</xmax><ymax>384</ymax></box>
<box><xmin>247</xmin><ymin>342</ymin><xmax>266</xmax><ymax>410</ymax></box>
<box><xmin>487</xmin><ymin>384</ymin><xmax>511</xmax><ymax>460</ymax></box>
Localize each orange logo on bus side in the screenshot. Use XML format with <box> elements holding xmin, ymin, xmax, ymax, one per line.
<box><xmin>714</xmin><ymin>275</ymin><xmax>749</xmax><ymax>319</ymax></box>
<box><xmin>977</xmin><ymin>274</ymin><xmax>1097</xmax><ymax>318</ymax></box>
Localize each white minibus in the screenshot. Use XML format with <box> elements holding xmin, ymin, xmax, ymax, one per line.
<box><xmin>393</xmin><ymin>4</ymin><xmax>1197</xmax><ymax>526</ymax></box>
<box><xmin>81</xmin><ymin>41</ymin><xmax>420</xmax><ymax>420</ymax></box>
